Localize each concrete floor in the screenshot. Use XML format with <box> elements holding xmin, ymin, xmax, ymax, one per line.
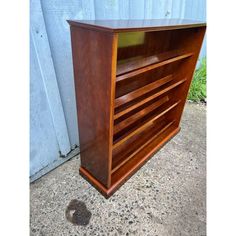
<box><xmin>30</xmin><ymin>102</ymin><xmax>206</xmax><ymax>236</ymax></box>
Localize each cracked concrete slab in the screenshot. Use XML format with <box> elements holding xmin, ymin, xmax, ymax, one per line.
<box><xmin>30</xmin><ymin>102</ymin><xmax>206</xmax><ymax>236</ymax></box>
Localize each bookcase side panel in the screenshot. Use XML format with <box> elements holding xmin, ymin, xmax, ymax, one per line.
<box><xmin>70</xmin><ymin>26</ymin><xmax>115</xmax><ymax>187</ymax></box>
<box><xmin>169</xmin><ymin>26</ymin><xmax>206</xmax><ymax>126</ymax></box>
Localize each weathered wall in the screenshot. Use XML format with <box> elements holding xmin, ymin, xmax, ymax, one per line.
<box><xmin>30</xmin><ymin>0</ymin><xmax>206</xmax><ymax>179</ymax></box>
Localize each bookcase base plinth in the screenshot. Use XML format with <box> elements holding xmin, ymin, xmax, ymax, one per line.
<box><xmin>80</xmin><ymin>126</ymin><xmax>180</xmax><ymax>198</ymax></box>
<box><xmin>79</xmin><ymin>167</ymin><xmax>111</xmax><ymax>198</ymax></box>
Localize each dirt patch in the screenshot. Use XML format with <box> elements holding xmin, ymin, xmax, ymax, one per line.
<box><xmin>65</xmin><ymin>199</ymin><xmax>91</xmax><ymax>226</ymax></box>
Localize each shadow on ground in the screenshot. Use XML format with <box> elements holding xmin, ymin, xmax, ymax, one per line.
<box><xmin>30</xmin><ymin>102</ymin><xmax>206</xmax><ymax>236</ymax></box>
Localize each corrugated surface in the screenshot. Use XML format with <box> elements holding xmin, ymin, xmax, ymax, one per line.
<box><xmin>30</xmin><ymin>0</ymin><xmax>206</xmax><ymax>178</ymax></box>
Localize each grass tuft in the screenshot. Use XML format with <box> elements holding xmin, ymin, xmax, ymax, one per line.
<box><xmin>188</xmin><ymin>57</ymin><xmax>206</xmax><ymax>102</ymax></box>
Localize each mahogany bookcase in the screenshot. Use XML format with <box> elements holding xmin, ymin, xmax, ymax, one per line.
<box><xmin>68</xmin><ymin>19</ymin><xmax>206</xmax><ymax>198</ymax></box>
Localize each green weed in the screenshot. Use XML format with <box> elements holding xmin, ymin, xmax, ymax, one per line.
<box><xmin>188</xmin><ymin>57</ymin><xmax>206</xmax><ymax>102</ymax></box>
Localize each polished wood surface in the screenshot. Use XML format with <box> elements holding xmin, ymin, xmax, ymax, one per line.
<box><xmin>114</xmin><ymin>78</ymin><xmax>186</xmax><ymax>120</ymax></box>
<box><xmin>117</xmin><ymin>50</ymin><xmax>191</xmax><ymax>76</ymax></box>
<box><xmin>69</xmin><ymin>26</ymin><xmax>117</xmax><ymax>187</ymax></box>
<box><xmin>68</xmin><ymin>19</ymin><xmax>206</xmax><ymax>33</ymax></box>
<box><xmin>80</xmin><ymin>126</ymin><xmax>180</xmax><ymax>198</ymax></box>
<box><xmin>115</xmin><ymin>74</ymin><xmax>173</xmax><ymax>108</ymax></box>
<box><xmin>68</xmin><ymin>20</ymin><xmax>206</xmax><ymax>198</ymax></box>
<box><xmin>112</xmin><ymin>120</ymin><xmax>175</xmax><ymax>173</ymax></box>
<box><xmin>113</xmin><ymin>96</ymin><xmax>169</xmax><ymax>135</ymax></box>
<box><xmin>110</xmin><ymin>126</ymin><xmax>181</xmax><ymax>196</ymax></box>
<box><xmin>113</xmin><ymin>100</ymin><xmax>181</xmax><ymax>149</ymax></box>
<box><xmin>116</xmin><ymin>52</ymin><xmax>193</xmax><ymax>82</ymax></box>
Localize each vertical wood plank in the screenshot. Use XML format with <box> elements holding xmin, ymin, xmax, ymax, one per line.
<box><xmin>119</xmin><ymin>0</ymin><xmax>129</xmax><ymax>19</ymax></box>
<box><xmin>197</xmin><ymin>0</ymin><xmax>206</xmax><ymax>20</ymax></box>
<box><xmin>171</xmin><ymin>0</ymin><xmax>183</xmax><ymax>18</ymax></box>
<box><xmin>152</xmin><ymin>0</ymin><xmax>165</xmax><ymax>18</ymax></box>
<box><xmin>180</xmin><ymin>0</ymin><xmax>186</xmax><ymax>19</ymax></box>
<box><xmin>129</xmin><ymin>0</ymin><xmax>145</xmax><ymax>19</ymax></box>
<box><xmin>82</xmin><ymin>0</ymin><xmax>95</xmax><ymax>19</ymax></box>
<box><xmin>183</xmin><ymin>0</ymin><xmax>206</xmax><ymax>60</ymax></box>
<box><xmin>41</xmin><ymin>0</ymin><xmax>84</xmax><ymax>147</ymax></box>
<box><xmin>30</xmin><ymin>0</ymin><xmax>206</xmax><ymax>178</ymax></box>
<box><xmin>144</xmin><ymin>0</ymin><xmax>153</xmax><ymax>19</ymax></box>
<box><xmin>184</xmin><ymin>0</ymin><xmax>197</xmax><ymax>19</ymax></box>
<box><xmin>31</xmin><ymin>0</ymin><xmax>71</xmax><ymax>155</ymax></box>
<box><xmin>69</xmin><ymin>26</ymin><xmax>117</xmax><ymax>187</ymax></box>
<box><xmin>30</xmin><ymin>34</ymin><xmax>60</xmax><ymax>176</ymax></box>
<box><xmin>164</xmin><ymin>0</ymin><xmax>173</xmax><ymax>18</ymax></box>
<box><xmin>94</xmin><ymin>0</ymin><xmax>119</xmax><ymax>19</ymax></box>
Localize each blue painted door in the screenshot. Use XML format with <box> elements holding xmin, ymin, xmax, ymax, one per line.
<box><xmin>30</xmin><ymin>0</ymin><xmax>71</xmax><ymax>179</ymax></box>
<box><xmin>30</xmin><ymin>0</ymin><xmax>206</xmax><ymax>180</ymax></box>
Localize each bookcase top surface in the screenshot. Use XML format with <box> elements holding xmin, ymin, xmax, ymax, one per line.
<box><xmin>68</xmin><ymin>19</ymin><xmax>206</xmax><ymax>32</ymax></box>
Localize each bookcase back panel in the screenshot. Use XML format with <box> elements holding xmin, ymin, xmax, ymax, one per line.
<box><xmin>68</xmin><ymin>19</ymin><xmax>206</xmax><ymax>197</ymax></box>
<box><xmin>115</xmin><ymin>60</ymin><xmax>184</xmax><ymax>98</ymax></box>
<box><xmin>116</xmin><ymin>28</ymin><xmax>202</xmax><ymax>63</ymax></box>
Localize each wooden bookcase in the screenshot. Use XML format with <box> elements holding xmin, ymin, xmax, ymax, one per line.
<box><xmin>68</xmin><ymin>19</ymin><xmax>206</xmax><ymax>198</ymax></box>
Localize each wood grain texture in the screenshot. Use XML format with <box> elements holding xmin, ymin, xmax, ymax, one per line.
<box><xmin>117</xmin><ymin>50</ymin><xmax>184</xmax><ymax>76</ymax></box>
<box><xmin>116</xmin><ymin>52</ymin><xmax>193</xmax><ymax>82</ymax></box>
<box><xmin>110</xmin><ymin>126</ymin><xmax>180</xmax><ymax>197</ymax></box>
<box><xmin>114</xmin><ymin>78</ymin><xmax>186</xmax><ymax>120</ymax></box>
<box><xmin>113</xmin><ymin>96</ymin><xmax>169</xmax><ymax>135</ymax></box>
<box><xmin>115</xmin><ymin>74</ymin><xmax>173</xmax><ymax>108</ymax></box>
<box><xmin>70</xmin><ymin>26</ymin><xmax>117</xmax><ymax>187</ymax></box>
<box><xmin>80</xmin><ymin>125</ymin><xmax>180</xmax><ymax>198</ymax></box>
<box><xmin>112</xmin><ymin>120</ymin><xmax>175</xmax><ymax>173</ymax></box>
<box><xmin>68</xmin><ymin>19</ymin><xmax>206</xmax><ymax>33</ymax></box>
<box><xmin>31</xmin><ymin>0</ymin><xmax>206</xmax><ymax>181</ymax></box>
<box><xmin>68</xmin><ymin>20</ymin><xmax>206</xmax><ymax>197</ymax></box>
<box><xmin>113</xmin><ymin>100</ymin><xmax>181</xmax><ymax>149</ymax></box>
<box><xmin>167</xmin><ymin>26</ymin><xmax>206</xmax><ymax>127</ymax></box>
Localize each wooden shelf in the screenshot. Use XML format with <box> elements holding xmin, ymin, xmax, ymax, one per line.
<box><xmin>116</xmin><ymin>52</ymin><xmax>193</xmax><ymax>82</ymax></box>
<box><xmin>114</xmin><ymin>78</ymin><xmax>186</xmax><ymax>120</ymax></box>
<box><xmin>112</xmin><ymin>120</ymin><xmax>175</xmax><ymax>173</ymax></box>
<box><xmin>113</xmin><ymin>95</ymin><xmax>169</xmax><ymax>135</ymax></box>
<box><xmin>69</xmin><ymin>19</ymin><xmax>206</xmax><ymax>197</ymax></box>
<box><xmin>111</xmin><ymin>122</ymin><xmax>179</xmax><ymax>186</ymax></box>
<box><xmin>113</xmin><ymin>100</ymin><xmax>181</xmax><ymax>149</ymax></box>
<box><xmin>115</xmin><ymin>74</ymin><xmax>173</xmax><ymax>108</ymax></box>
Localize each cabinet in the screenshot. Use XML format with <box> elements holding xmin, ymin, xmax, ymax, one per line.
<box><xmin>68</xmin><ymin>19</ymin><xmax>206</xmax><ymax>198</ymax></box>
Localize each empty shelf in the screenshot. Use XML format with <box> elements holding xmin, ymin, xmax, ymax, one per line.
<box><xmin>114</xmin><ymin>95</ymin><xmax>169</xmax><ymax>135</ymax></box>
<box><xmin>116</xmin><ymin>52</ymin><xmax>193</xmax><ymax>82</ymax></box>
<box><xmin>115</xmin><ymin>74</ymin><xmax>173</xmax><ymax>108</ymax></box>
<box><xmin>113</xmin><ymin>100</ymin><xmax>181</xmax><ymax>149</ymax></box>
<box><xmin>111</xmin><ymin>122</ymin><xmax>179</xmax><ymax>185</ymax></box>
<box><xmin>112</xmin><ymin>120</ymin><xmax>175</xmax><ymax>173</ymax></box>
<box><xmin>114</xmin><ymin>78</ymin><xmax>186</xmax><ymax>120</ymax></box>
